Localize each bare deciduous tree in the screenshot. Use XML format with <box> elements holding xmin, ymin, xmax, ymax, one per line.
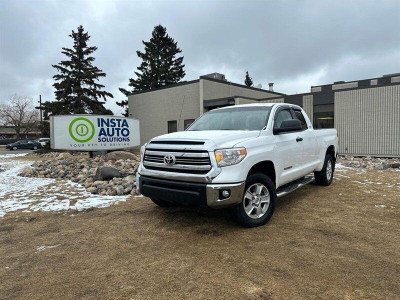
<box><xmin>0</xmin><ymin>94</ymin><xmax>40</xmax><ymax>139</ymax></box>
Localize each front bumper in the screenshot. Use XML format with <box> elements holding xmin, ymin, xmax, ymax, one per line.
<box><xmin>137</xmin><ymin>173</ymin><xmax>245</xmax><ymax>208</ymax></box>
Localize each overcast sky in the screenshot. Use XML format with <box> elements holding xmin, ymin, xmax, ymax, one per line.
<box><xmin>1</xmin><ymin>0</ymin><xmax>400</xmax><ymax>114</ymax></box>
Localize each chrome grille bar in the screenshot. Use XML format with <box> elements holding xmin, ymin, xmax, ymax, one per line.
<box><xmin>143</xmin><ymin>161</ymin><xmax>212</xmax><ymax>171</ymax></box>
<box><xmin>145</xmin><ymin>150</ymin><xmax>209</xmax><ymax>158</ymax></box>
<box><xmin>143</xmin><ymin>140</ymin><xmax>211</xmax><ymax>174</ymax></box>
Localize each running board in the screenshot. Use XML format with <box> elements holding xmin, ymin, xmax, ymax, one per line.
<box><xmin>276</xmin><ymin>175</ymin><xmax>315</xmax><ymax>198</ymax></box>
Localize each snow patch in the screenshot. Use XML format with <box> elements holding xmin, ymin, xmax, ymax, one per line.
<box><xmin>36</xmin><ymin>244</ymin><xmax>61</xmax><ymax>253</ymax></box>
<box><xmin>0</xmin><ymin>155</ymin><xmax>129</xmax><ymax>218</ymax></box>
<box><xmin>0</xmin><ymin>153</ymin><xmax>28</xmax><ymax>159</ymax></box>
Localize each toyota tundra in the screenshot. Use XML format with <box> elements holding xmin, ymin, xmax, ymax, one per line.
<box><xmin>136</xmin><ymin>103</ymin><xmax>338</xmax><ymax>227</ymax></box>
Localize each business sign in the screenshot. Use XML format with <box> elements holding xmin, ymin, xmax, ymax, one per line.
<box><xmin>50</xmin><ymin>115</ymin><xmax>140</xmax><ymax>151</ymax></box>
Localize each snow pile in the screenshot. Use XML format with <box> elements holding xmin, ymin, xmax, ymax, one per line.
<box><xmin>0</xmin><ymin>154</ymin><xmax>131</xmax><ymax>218</ymax></box>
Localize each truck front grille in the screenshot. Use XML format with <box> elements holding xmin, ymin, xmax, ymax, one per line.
<box><xmin>143</xmin><ymin>141</ymin><xmax>211</xmax><ymax>174</ymax></box>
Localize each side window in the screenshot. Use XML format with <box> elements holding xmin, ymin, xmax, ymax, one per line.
<box><xmin>167</xmin><ymin>120</ymin><xmax>177</xmax><ymax>133</ymax></box>
<box><xmin>294</xmin><ymin>110</ymin><xmax>308</xmax><ymax>130</ymax></box>
<box><xmin>274</xmin><ymin>109</ymin><xmax>293</xmax><ymax>128</ymax></box>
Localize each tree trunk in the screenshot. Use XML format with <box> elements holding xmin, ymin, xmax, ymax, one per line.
<box><xmin>15</xmin><ymin>128</ymin><xmax>21</xmax><ymax>140</ymax></box>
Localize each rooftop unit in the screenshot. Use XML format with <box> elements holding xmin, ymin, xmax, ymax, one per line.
<box><xmin>201</xmin><ymin>73</ymin><xmax>227</xmax><ymax>81</ymax></box>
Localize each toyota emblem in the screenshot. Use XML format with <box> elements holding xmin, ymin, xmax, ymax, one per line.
<box><xmin>163</xmin><ymin>154</ymin><xmax>176</xmax><ymax>165</ymax></box>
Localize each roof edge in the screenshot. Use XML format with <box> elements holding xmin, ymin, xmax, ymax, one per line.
<box><xmin>200</xmin><ymin>76</ymin><xmax>286</xmax><ymax>96</ymax></box>
<box><xmin>127</xmin><ymin>80</ymin><xmax>200</xmax><ymax>96</ymax></box>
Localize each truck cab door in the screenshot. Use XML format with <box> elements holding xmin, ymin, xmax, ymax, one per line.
<box><xmin>292</xmin><ymin>109</ymin><xmax>319</xmax><ymax>172</ymax></box>
<box><xmin>272</xmin><ymin>108</ymin><xmax>304</xmax><ymax>186</ymax></box>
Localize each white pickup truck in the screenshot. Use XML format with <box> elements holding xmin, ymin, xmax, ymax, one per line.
<box><xmin>136</xmin><ymin>103</ymin><xmax>338</xmax><ymax>227</ymax></box>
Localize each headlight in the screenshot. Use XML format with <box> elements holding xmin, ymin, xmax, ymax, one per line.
<box><xmin>140</xmin><ymin>143</ymin><xmax>147</xmax><ymax>161</ymax></box>
<box><xmin>214</xmin><ymin>148</ymin><xmax>247</xmax><ymax>167</ymax></box>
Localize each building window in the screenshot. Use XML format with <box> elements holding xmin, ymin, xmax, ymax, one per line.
<box><xmin>184</xmin><ymin>119</ymin><xmax>195</xmax><ymax>130</ymax></box>
<box><xmin>313</xmin><ymin>104</ymin><xmax>334</xmax><ymax>128</ymax></box>
<box><xmin>167</xmin><ymin>120</ymin><xmax>177</xmax><ymax>133</ymax></box>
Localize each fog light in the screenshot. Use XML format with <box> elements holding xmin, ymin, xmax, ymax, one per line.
<box><xmin>222</xmin><ymin>190</ymin><xmax>230</xmax><ymax>198</ymax></box>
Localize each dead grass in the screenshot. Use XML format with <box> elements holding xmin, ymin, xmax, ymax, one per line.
<box><xmin>0</xmin><ymin>168</ymin><xmax>399</xmax><ymax>299</ymax></box>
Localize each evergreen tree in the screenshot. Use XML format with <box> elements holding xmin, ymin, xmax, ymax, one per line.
<box><xmin>117</xmin><ymin>25</ymin><xmax>185</xmax><ymax>115</ymax></box>
<box><xmin>45</xmin><ymin>25</ymin><xmax>113</xmax><ymax>116</ymax></box>
<box><xmin>244</xmin><ymin>71</ymin><xmax>253</xmax><ymax>87</ymax></box>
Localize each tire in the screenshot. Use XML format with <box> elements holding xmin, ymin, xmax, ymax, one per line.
<box><xmin>12</xmin><ymin>146</ymin><xmax>17</xmax><ymax>151</ymax></box>
<box><xmin>314</xmin><ymin>154</ymin><xmax>334</xmax><ymax>186</ymax></box>
<box><xmin>150</xmin><ymin>197</ymin><xmax>178</xmax><ymax>208</ymax></box>
<box><xmin>232</xmin><ymin>173</ymin><xmax>276</xmax><ymax>228</ymax></box>
<box><xmin>33</xmin><ymin>146</ymin><xmax>38</xmax><ymax>150</ymax></box>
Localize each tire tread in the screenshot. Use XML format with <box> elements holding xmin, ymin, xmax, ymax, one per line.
<box><xmin>314</xmin><ymin>154</ymin><xmax>334</xmax><ymax>186</ymax></box>
<box><xmin>233</xmin><ymin>173</ymin><xmax>276</xmax><ymax>228</ymax></box>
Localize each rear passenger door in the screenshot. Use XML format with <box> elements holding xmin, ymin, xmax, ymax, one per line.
<box><xmin>292</xmin><ymin>109</ymin><xmax>319</xmax><ymax>171</ymax></box>
<box><xmin>273</xmin><ymin>108</ymin><xmax>304</xmax><ymax>185</ymax></box>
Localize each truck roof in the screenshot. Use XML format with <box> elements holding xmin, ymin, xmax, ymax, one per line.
<box><xmin>214</xmin><ymin>103</ymin><xmax>301</xmax><ymax>111</ymax></box>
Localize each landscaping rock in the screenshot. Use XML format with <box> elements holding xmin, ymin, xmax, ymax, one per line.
<box><xmin>94</xmin><ymin>166</ymin><xmax>122</xmax><ymax>181</ymax></box>
<box><xmin>338</xmin><ymin>155</ymin><xmax>399</xmax><ymax>170</ymax></box>
<box><xmin>374</xmin><ymin>164</ymin><xmax>388</xmax><ymax>170</ymax></box>
<box><xmin>87</xmin><ymin>187</ymin><xmax>97</xmax><ymax>193</ymax></box>
<box><xmin>19</xmin><ymin>152</ymin><xmax>141</xmax><ymax>196</ymax></box>
<box><xmin>105</xmin><ymin>151</ymin><xmax>136</xmax><ymax>161</ymax></box>
<box><xmin>58</xmin><ymin>153</ymin><xmax>72</xmax><ymax>159</ymax></box>
<box><xmin>115</xmin><ymin>185</ymin><xmax>124</xmax><ymax>196</ymax></box>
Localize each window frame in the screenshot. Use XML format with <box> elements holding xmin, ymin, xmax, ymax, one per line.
<box><xmin>272</xmin><ymin>106</ymin><xmax>306</xmax><ymax>135</ymax></box>
<box><xmin>167</xmin><ymin>120</ymin><xmax>178</xmax><ymax>133</ymax></box>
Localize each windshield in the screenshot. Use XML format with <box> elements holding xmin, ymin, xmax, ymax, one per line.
<box><xmin>188</xmin><ymin>106</ymin><xmax>272</xmax><ymax>131</ymax></box>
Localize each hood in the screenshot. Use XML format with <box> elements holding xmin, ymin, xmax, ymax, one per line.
<box><xmin>151</xmin><ymin>130</ymin><xmax>260</xmax><ymax>149</ymax></box>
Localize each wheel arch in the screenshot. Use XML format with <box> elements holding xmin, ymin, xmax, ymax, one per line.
<box><xmin>316</xmin><ymin>144</ymin><xmax>336</xmax><ymax>171</ymax></box>
<box><xmin>326</xmin><ymin>145</ymin><xmax>336</xmax><ymax>161</ymax></box>
<box><xmin>247</xmin><ymin>160</ymin><xmax>276</xmax><ymax>187</ymax></box>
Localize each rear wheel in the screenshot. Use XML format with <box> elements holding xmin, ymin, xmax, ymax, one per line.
<box><xmin>314</xmin><ymin>154</ymin><xmax>334</xmax><ymax>186</ymax></box>
<box><xmin>232</xmin><ymin>173</ymin><xmax>276</xmax><ymax>228</ymax></box>
<box><xmin>150</xmin><ymin>197</ymin><xmax>178</xmax><ymax>208</ymax></box>
<box><xmin>33</xmin><ymin>146</ymin><xmax>38</xmax><ymax>150</ymax></box>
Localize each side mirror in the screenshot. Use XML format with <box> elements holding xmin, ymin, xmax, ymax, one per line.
<box><xmin>274</xmin><ymin>119</ymin><xmax>302</xmax><ymax>134</ymax></box>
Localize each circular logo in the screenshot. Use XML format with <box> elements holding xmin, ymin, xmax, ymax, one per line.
<box><xmin>69</xmin><ymin>117</ymin><xmax>95</xmax><ymax>143</ymax></box>
<box><xmin>163</xmin><ymin>154</ymin><xmax>176</xmax><ymax>165</ymax></box>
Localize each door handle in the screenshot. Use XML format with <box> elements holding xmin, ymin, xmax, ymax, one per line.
<box><xmin>296</xmin><ymin>137</ymin><xmax>303</xmax><ymax>142</ymax></box>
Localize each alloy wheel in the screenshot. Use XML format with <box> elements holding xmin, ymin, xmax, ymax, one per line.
<box><xmin>326</xmin><ymin>160</ymin><xmax>333</xmax><ymax>181</ymax></box>
<box><xmin>243</xmin><ymin>183</ymin><xmax>270</xmax><ymax>219</ymax></box>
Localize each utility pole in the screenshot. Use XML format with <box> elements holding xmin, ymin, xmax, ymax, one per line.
<box><xmin>35</xmin><ymin>95</ymin><xmax>43</xmax><ymax>137</ymax></box>
<box><xmin>39</xmin><ymin>95</ymin><xmax>42</xmax><ymax>123</ymax></box>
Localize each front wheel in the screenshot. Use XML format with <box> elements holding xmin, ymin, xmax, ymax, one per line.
<box><xmin>314</xmin><ymin>154</ymin><xmax>334</xmax><ymax>186</ymax></box>
<box><xmin>12</xmin><ymin>146</ymin><xmax>17</xmax><ymax>151</ymax></box>
<box><xmin>150</xmin><ymin>197</ymin><xmax>178</xmax><ymax>208</ymax></box>
<box><xmin>32</xmin><ymin>146</ymin><xmax>38</xmax><ymax>150</ymax></box>
<box><xmin>232</xmin><ymin>173</ymin><xmax>276</xmax><ymax>228</ymax></box>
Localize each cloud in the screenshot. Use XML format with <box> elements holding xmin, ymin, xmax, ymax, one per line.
<box><xmin>1</xmin><ymin>0</ymin><xmax>399</xmax><ymax>114</ymax></box>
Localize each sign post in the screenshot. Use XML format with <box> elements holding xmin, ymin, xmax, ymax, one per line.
<box><xmin>50</xmin><ymin>115</ymin><xmax>140</xmax><ymax>151</ymax></box>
